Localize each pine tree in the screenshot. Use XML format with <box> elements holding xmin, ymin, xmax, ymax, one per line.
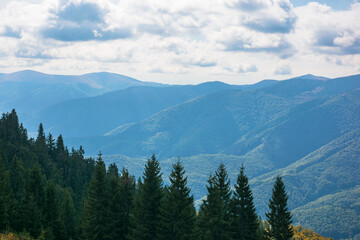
<box><xmin>158</xmin><ymin>160</ymin><xmax>196</xmax><ymax>240</ymax></box>
<box><xmin>118</xmin><ymin>168</ymin><xmax>135</xmax><ymax>239</ymax></box>
<box><xmin>198</xmin><ymin>173</ymin><xmax>231</xmax><ymax>240</ymax></box>
<box><xmin>56</xmin><ymin>135</ymin><xmax>70</xmax><ymax>184</ymax></box>
<box><xmin>22</xmin><ymin>191</ymin><xmax>42</xmax><ymax>238</ymax></box>
<box><xmin>107</xmin><ymin>163</ymin><xmax>119</xmax><ymax>178</ymax></box>
<box><xmin>23</xmin><ymin>163</ymin><xmax>45</xmax><ymax>238</ymax></box>
<box><xmin>60</xmin><ymin>189</ymin><xmax>76</xmax><ymax>240</ymax></box>
<box><xmin>108</xmin><ymin>166</ymin><xmax>122</xmax><ymax>240</ymax></box>
<box><xmin>214</xmin><ymin>164</ymin><xmax>232</xmax><ymax>205</ymax></box>
<box><xmin>44</xmin><ymin>181</ymin><xmax>64</xmax><ymax>240</ymax></box>
<box><xmin>47</xmin><ymin>133</ymin><xmax>56</xmax><ymax>159</ymax></box>
<box><xmin>0</xmin><ymin>156</ymin><xmax>11</xmax><ymax>231</ymax></box>
<box><xmin>129</xmin><ymin>154</ymin><xmax>163</xmax><ymax>240</ymax></box>
<box><xmin>35</xmin><ymin>123</ymin><xmax>51</xmax><ymax>177</ymax></box>
<box><xmin>9</xmin><ymin>155</ymin><xmax>26</xmax><ymax>232</ymax></box>
<box><xmin>82</xmin><ymin>153</ymin><xmax>110</xmax><ymax>240</ymax></box>
<box><xmin>265</xmin><ymin>176</ymin><xmax>293</xmax><ymax>240</ymax></box>
<box><xmin>230</xmin><ymin>165</ymin><xmax>259</xmax><ymax>240</ymax></box>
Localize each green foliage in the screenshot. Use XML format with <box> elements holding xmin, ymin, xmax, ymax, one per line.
<box><xmin>230</xmin><ymin>165</ymin><xmax>259</xmax><ymax>240</ymax></box>
<box><xmin>129</xmin><ymin>154</ymin><xmax>163</xmax><ymax>240</ymax></box>
<box><xmin>107</xmin><ymin>166</ymin><xmax>135</xmax><ymax>240</ymax></box>
<box><xmin>1</xmin><ymin>108</ymin><xmax>359</xmax><ymax>240</ymax></box>
<box><xmin>292</xmin><ymin>186</ymin><xmax>360</xmax><ymax>239</ymax></box>
<box><xmin>158</xmin><ymin>160</ymin><xmax>196</xmax><ymax>240</ymax></box>
<box><xmin>117</xmin><ymin>168</ymin><xmax>135</xmax><ymax>239</ymax></box>
<box><xmin>82</xmin><ymin>153</ymin><xmax>110</xmax><ymax>240</ymax></box>
<box><xmin>197</xmin><ymin>164</ymin><xmax>232</xmax><ymax>240</ymax></box>
<box><xmin>9</xmin><ymin>156</ymin><xmax>26</xmax><ymax>232</ymax></box>
<box><xmin>107</xmin><ymin>163</ymin><xmax>119</xmax><ymax>178</ymax></box>
<box><xmin>0</xmin><ymin>110</ymin><xmax>95</xmax><ymax>239</ymax></box>
<box><xmin>60</xmin><ymin>189</ymin><xmax>76</xmax><ymax>240</ymax></box>
<box><xmin>43</xmin><ymin>181</ymin><xmax>64</xmax><ymax>240</ymax></box>
<box><xmin>0</xmin><ymin>156</ymin><xmax>11</xmax><ymax>231</ymax></box>
<box><xmin>265</xmin><ymin>176</ymin><xmax>293</xmax><ymax>240</ymax></box>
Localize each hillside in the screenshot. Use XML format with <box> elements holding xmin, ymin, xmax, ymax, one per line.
<box><xmin>292</xmin><ymin>186</ymin><xmax>360</xmax><ymax>240</ymax></box>
<box><xmin>249</xmin><ymin>129</ymin><xmax>360</xmax><ymax>239</ymax></box>
<box><xmin>71</xmin><ymin>75</ymin><xmax>360</xmax><ymax>159</ymax></box>
<box><xmin>29</xmin><ymin>82</ymin><xmax>243</xmax><ymax>137</ymax></box>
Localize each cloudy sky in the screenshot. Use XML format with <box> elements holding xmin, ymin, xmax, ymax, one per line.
<box><xmin>0</xmin><ymin>0</ymin><xmax>359</xmax><ymax>84</ymax></box>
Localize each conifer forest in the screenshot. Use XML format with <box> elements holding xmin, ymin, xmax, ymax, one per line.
<box><xmin>0</xmin><ymin>110</ymin><xmax>294</xmax><ymax>240</ymax></box>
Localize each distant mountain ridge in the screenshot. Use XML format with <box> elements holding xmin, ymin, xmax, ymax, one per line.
<box><xmin>0</xmin><ymin>70</ymin><xmax>165</xmax><ymax>121</ymax></box>
<box><xmin>29</xmin><ymin>81</ymin><xmax>245</xmax><ymax>137</ymax></box>
<box><xmin>70</xmin><ymin>74</ymin><xmax>360</xmax><ymax>158</ymax></box>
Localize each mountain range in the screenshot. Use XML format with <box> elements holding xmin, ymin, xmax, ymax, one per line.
<box><xmin>0</xmin><ymin>70</ymin><xmax>164</xmax><ymax>124</ymax></box>
<box><xmin>1</xmin><ymin>70</ymin><xmax>359</xmax><ymax>239</ymax></box>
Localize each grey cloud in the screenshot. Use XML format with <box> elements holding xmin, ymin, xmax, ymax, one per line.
<box><xmin>230</xmin><ymin>0</ymin><xmax>297</xmax><ymax>34</ymax></box>
<box><xmin>175</xmin><ymin>58</ymin><xmax>217</xmax><ymax>68</ymax></box>
<box><xmin>57</xmin><ymin>2</ymin><xmax>104</xmax><ymax>23</ymax></box>
<box><xmin>223</xmin><ymin>37</ymin><xmax>294</xmax><ymax>57</ymax></box>
<box><xmin>42</xmin><ymin>2</ymin><xmax>132</xmax><ymax>42</ymax></box>
<box><xmin>190</xmin><ymin>60</ymin><xmax>217</xmax><ymax>67</ymax></box>
<box><xmin>225</xmin><ymin>64</ymin><xmax>258</xmax><ymax>73</ymax></box>
<box><xmin>0</xmin><ymin>26</ymin><xmax>21</xmax><ymax>38</ymax></box>
<box><xmin>315</xmin><ymin>30</ymin><xmax>338</xmax><ymax>47</ymax></box>
<box><xmin>278</xmin><ymin>0</ymin><xmax>292</xmax><ymax>12</ymax></box>
<box><xmin>15</xmin><ymin>49</ymin><xmax>54</xmax><ymax>59</ymax></box>
<box><xmin>238</xmin><ymin>65</ymin><xmax>257</xmax><ymax>73</ymax></box>
<box><xmin>244</xmin><ymin>16</ymin><xmax>296</xmax><ymax>33</ymax></box>
<box><xmin>314</xmin><ymin>30</ymin><xmax>360</xmax><ymax>55</ymax></box>
<box><xmin>227</xmin><ymin>0</ymin><xmax>268</xmax><ymax>11</ymax></box>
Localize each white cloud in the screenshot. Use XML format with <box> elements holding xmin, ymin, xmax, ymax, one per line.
<box><xmin>0</xmin><ymin>0</ymin><xmax>359</xmax><ymax>84</ymax></box>
<box><xmin>293</xmin><ymin>2</ymin><xmax>360</xmax><ymax>55</ymax></box>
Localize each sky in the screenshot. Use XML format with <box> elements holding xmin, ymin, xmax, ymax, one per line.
<box><xmin>0</xmin><ymin>0</ymin><xmax>359</xmax><ymax>84</ymax></box>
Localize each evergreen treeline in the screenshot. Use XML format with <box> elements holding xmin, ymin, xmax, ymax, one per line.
<box><xmin>0</xmin><ymin>110</ymin><xmax>293</xmax><ymax>240</ymax></box>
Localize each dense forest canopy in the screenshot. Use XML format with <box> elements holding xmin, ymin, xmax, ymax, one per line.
<box><xmin>0</xmin><ymin>110</ymin><xmax>339</xmax><ymax>240</ymax></box>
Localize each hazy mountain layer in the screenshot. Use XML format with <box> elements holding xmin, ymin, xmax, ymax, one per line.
<box><xmin>0</xmin><ymin>70</ymin><xmax>164</xmax><ymax>122</ymax></box>
<box><xmin>71</xmin><ymin>75</ymin><xmax>360</xmax><ymax>160</ymax></box>
<box><xmin>30</xmin><ymin>82</ymin><xmax>245</xmax><ymax>137</ymax></box>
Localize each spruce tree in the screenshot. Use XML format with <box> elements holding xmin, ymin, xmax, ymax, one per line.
<box><xmin>129</xmin><ymin>154</ymin><xmax>163</xmax><ymax>240</ymax></box>
<box><xmin>214</xmin><ymin>164</ymin><xmax>232</xmax><ymax>205</ymax></box>
<box><xmin>107</xmin><ymin>163</ymin><xmax>119</xmax><ymax>178</ymax></box>
<box><xmin>23</xmin><ymin>163</ymin><xmax>45</xmax><ymax>238</ymax></box>
<box><xmin>56</xmin><ymin>135</ymin><xmax>70</xmax><ymax>184</ymax></box>
<box><xmin>230</xmin><ymin>165</ymin><xmax>258</xmax><ymax>240</ymax></box>
<box><xmin>213</xmin><ymin>163</ymin><xmax>233</xmax><ymax>238</ymax></box>
<box><xmin>108</xmin><ymin>166</ymin><xmax>123</xmax><ymax>240</ymax></box>
<box><xmin>198</xmin><ymin>173</ymin><xmax>231</xmax><ymax>240</ymax></box>
<box><xmin>22</xmin><ymin>191</ymin><xmax>42</xmax><ymax>238</ymax></box>
<box><xmin>158</xmin><ymin>160</ymin><xmax>196</xmax><ymax>240</ymax></box>
<box><xmin>82</xmin><ymin>153</ymin><xmax>110</xmax><ymax>240</ymax></box>
<box><xmin>60</xmin><ymin>189</ymin><xmax>76</xmax><ymax>240</ymax></box>
<box><xmin>9</xmin><ymin>155</ymin><xmax>26</xmax><ymax>232</ymax></box>
<box><xmin>265</xmin><ymin>176</ymin><xmax>293</xmax><ymax>240</ymax></box>
<box><xmin>118</xmin><ymin>168</ymin><xmax>135</xmax><ymax>239</ymax></box>
<box><xmin>44</xmin><ymin>181</ymin><xmax>64</xmax><ymax>240</ymax></box>
<box><xmin>47</xmin><ymin>133</ymin><xmax>56</xmax><ymax>159</ymax></box>
<box><xmin>0</xmin><ymin>156</ymin><xmax>11</xmax><ymax>231</ymax></box>
<box><xmin>35</xmin><ymin>123</ymin><xmax>52</xmax><ymax>177</ymax></box>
